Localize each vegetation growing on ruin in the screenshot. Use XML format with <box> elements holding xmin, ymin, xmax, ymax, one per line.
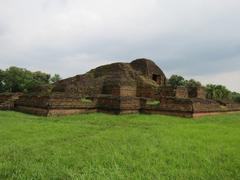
<box><xmin>168</xmin><ymin>74</ymin><xmax>240</xmax><ymax>102</ymax></box>
<box><xmin>168</xmin><ymin>74</ymin><xmax>201</xmax><ymax>89</ymax></box>
<box><xmin>80</xmin><ymin>98</ymin><xmax>94</xmax><ymax>104</ymax></box>
<box><xmin>0</xmin><ymin>111</ymin><xmax>239</xmax><ymax>179</ymax></box>
<box><xmin>231</xmin><ymin>92</ymin><xmax>240</xmax><ymax>103</ymax></box>
<box><xmin>146</xmin><ymin>100</ymin><xmax>160</xmax><ymax>105</ymax></box>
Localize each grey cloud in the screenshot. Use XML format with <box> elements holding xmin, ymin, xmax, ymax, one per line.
<box><xmin>0</xmin><ymin>22</ymin><xmax>7</xmax><ymax>36</ymax></box>
<box><xmin>0</xmin><ymin>0</ymin><xmax>239</xmax><ymax>91</ymax></box>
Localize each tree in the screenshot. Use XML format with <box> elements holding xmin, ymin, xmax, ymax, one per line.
<box><xmin>168</xmin><ymin>75</ymin><xmax>186</xmax><ymax>88</ymax></box>
<box><xmin>166</xmin><ymin>74</ymin><xmax>239</xmax><ymax>101</ymax></box>
<box><xmin>185</xmin><ymin>79</ymin><xmax>202</xmax><ymax>89</ymax></box>
<box><xmin>50</xmin><ymin>74</ymin><xmax>61</xmax><ymax>83</ymax></box>
<box><xmin>0</xmin><ymin>67</ymin><xmax>62</xmax><ymax>93</ymax></box>
<box><xmin>231</xmin><ymin>92</ymin><xmax>240</xmax><ymax>103</ymax></box>
<box><xmin>185</xmin><ymin>79</ymin><xmax>203</xmax><ymax>97</ymax></box>
<box><xmin>26</xmin><ymin>71</ymin><xmax>51</xmax><ymax>92</ymax></box>
<box><xmin>168</xmin><ymin>75</ymin><xmax>201</xmax><ymax>90</ymax></box>
<box><xmin>3</xmin><ymin>67</ymin><xmax>29</xmax><ymax>92</ymax></box>
<box><xmin>0</xmin><ymin>69</ymin><xmax>6</xmax><ymax>93</ymax></box>
<box><xmin>3</xmin><ymin>66</ymin><xmax>51</xmax><ymax>93</ymax></box>
<box><xmin>206</xmin><ymin>84</ymin><xmax>231</xmax><ymax>100</ymax></box>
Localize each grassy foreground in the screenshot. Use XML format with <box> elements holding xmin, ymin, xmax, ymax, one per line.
<box><xmin>0</xmin><ymin>111</ymin><xmax>239</xmax><ymax>180</ymax></box>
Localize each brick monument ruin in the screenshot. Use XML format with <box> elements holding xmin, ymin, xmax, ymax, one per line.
<box><xmin>1</xmin><ymin>58</ymin><xmax>240</xmax><ymax>117</ymax></box>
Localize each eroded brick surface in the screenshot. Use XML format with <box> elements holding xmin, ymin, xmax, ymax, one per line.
<box><xmin>1</xmin><ymin>59</ymin><xmax>239</xmax><ymax>117</ymax></box>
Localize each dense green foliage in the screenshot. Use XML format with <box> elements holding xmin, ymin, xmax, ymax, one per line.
<box><xmin>0</xmin><ymin>70</ymin><xmax>5</xmax><ymax>92</ymax></box>
<box><xmin>206</xmin><ymin>84</ymin><xmax>231</xmax><ymax>101</ymax></box>
<box><xmin>168</xmin><ymin>75</ymin><xmax>202</xmax><ymax>89</ymax></box>
<box><xmin>168</xmin><ymin>75</ymin><xmax>186</xmax><ymax>88</ymax></box>
<box><xmin>168</xmin><ymin>75</ymin><xmax>240</xmax><ymax>102</ymax></box>
<box><xmin>0</xmin><ymin>67</ymin><xmax>61</xmax><ymax>93</ymax></box>
<box><xmin>50</xmin><ymin>74</ymin><xmax>61</xmax><ymax>84</ymax></box>
<box><xmin>231</xmin><ymin>92</ymin><xmax>240</xmax><ymax>103</ymax></box>
<box><xmin>0</xmin><ymin>111</ymin><xmax>239</xmax><ymax>179</ymax></box>
<box><xmin>185</xmin><ymin>79</ymin><xmax>202</xmax><ymax>89</ymax></box>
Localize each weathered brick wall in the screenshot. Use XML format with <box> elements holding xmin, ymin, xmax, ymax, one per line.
<box><xmin>158</xmin><ymin>86</ymin><xmax>176</xmax><ymax>98</ymax></box>
<box><xmin>142</xmin><ymin>96</ymin><xmax>240</xmax><ymax>118</ymax></box>
<box><xmin>15</xmin><ymin>106</ymin><xmax>49</xmax><ymax>116</ymax></box>
<box><xmin>137</xmin><ymin>86</ymin><xmax>158</xmax><ymax>98</ymax></box>
<box><xmin>0</xmin><ymin>95</ymin><xmax>11</xmax><ymax>103</ymax></box>
<box><xmin>188</xmin><ymin>87</ymin><xmax>206</xmax><ymax>99</ymax></box>
<box><xmin>118</xmin><ymin>86</ymin><xmax>136</xmax><ymax>97</ymax></box>
<box><xmin>10</xmin><ymin>94</ymin><xmax>240</xmax><ymax>117</ymax></box>
<box><xmin>102</xmin><ymin>85</ymin><xmax>137</xmax><ymax>97</ymax></box>
<box><xmin>49</xmin><ymin>59</ymin><xmax>166</xmax><ymax>100</ymax></box>
<box><xmin>120</xmin><ymin>97</ymin><xmax>141</xmax><ymax>110</ymax></box>
<box><xmin>48</xmin><ymin>109</ymin><xmax>97</xmax><ymax>116</ymax></box>
<box><xmin>130</xmin><ymin>60</ymin><xmax>149</xmax><ymax>76</ymax></box>
<box><xmin>97</xmin><ymin>96</ymin><xmax>121</xmax><ymax>110</ymax></box>
<box><xmin>192</xmin><ymin>99</ymin><xmax>224</xmax><ymax>113</ymax></box>
<box><xmin>16</xmin><ymin>96</ymin><xmax>49</xmax><ymax>108</ymax></box>
<box><xmin>159</xmin><ymin>98</ymin><xmax>193</xmax><ymax>112</ymax></box>
<box><xmin>15</xmin><ymin>95</ymin><xmax>97</xmax><ymax>116</ymax></box>
<box><xmin>142</xmin><ymin>98</ymin><xmax>193</xmax><ymax>117</ymax></box>
<box><xmin>158</xmin><ymin>86</ymin><xmax>189</xmax><ymax>99</ymax></box>
<box><xmin>158</xmin><ymin>86</ymin><xmax>207</xmax><ymax>100</ymax></box>
<box><xmin>97</xmin><ymin>96</ymin><xmax>141</xmax><ymax>114</ymax></box>
<box><xmin>197</xmin><ymin>87</ymin><xmax>206</xmax><ymax>99</ymax></box>
<box><xmin>226</xmin><ymin>103</ymin><xmax>240</xmax><ymax>111</ymax></box>
<box><xmin>0</xmin><ymin>93</ymin><xmax>22</xmax><ymax>102</ymax></box>
<box><xmin>192</xmin><ymin>99</ymin><xmax>240</xmax><ymax>113</ymax></box>
<box><xmin>0</xmin><ymin>102</ymin><xmax>15</xmax><ymax>110</ymax></box>
<box><xmin>0</xmin><ymin>93</ymin><xmax>23</xmax><ymax>110</ymax></box>
<box><xmin>175</xmin><ymin>87</ymin><xmax>189</xmax><ymax>98</ymax></box>
<box><xmin>143</xmin><ymin>98</ymin><xmax>192</xmax><ymax>112</ymax></box>
<box><xmin>130</xmin><ymin>59</ymin><xmax>167</xmax><ymax>86</ymax></box>
<box><xmin>53</xmin><ymin>74</ymin><xmax>105</xmax><ymax>98</ymax></box>
<box><xmin>48</xmin><ymin>98</ymin><xmax>96</xmax><ymax>109</ymax></box>
<box><xmin>16</xmin><ymin>96</ymin><xmax>97</xmax><ymax>109</ymax></box>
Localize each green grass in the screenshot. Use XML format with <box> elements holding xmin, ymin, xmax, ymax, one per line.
<box><xmin>146</xmin><ymin>100</ymin><xmax>161</xmax><ymax>106</ymax></box>
<box><xmin>80</xmin><ymin>98</ymin><xmax>93</xmax><ymax>104</ymax></box>
<box><xmin>0</xmin><ymin>111</ymin><xmax>239</xmax><ymax>180</ymax></box>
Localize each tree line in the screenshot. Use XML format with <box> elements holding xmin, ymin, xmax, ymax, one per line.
<box><xmin>0</xmin><ymin>66</ymin><xmax>61</xmax><ymax>93</ymax></box>
<box><xmin>168</xmin><ymin>75</ymin><xmax>240</xmax><ymax>103</ymax></box>
<box><xmin>0</xmin><ymin>66</ymin><xmax>239</xmax><ymax>103</ymax></box>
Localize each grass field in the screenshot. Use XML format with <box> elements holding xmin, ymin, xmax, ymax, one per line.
<box><xmin>0</xmin><ymin>111</ymin><xmax>239</xmax><ymax>180</ymax></box>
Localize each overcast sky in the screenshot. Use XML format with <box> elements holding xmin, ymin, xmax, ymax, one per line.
<box><xmin>0</xmin><ymin>0</ymin><xmax>239</xmax><ymax>91</ymax></box>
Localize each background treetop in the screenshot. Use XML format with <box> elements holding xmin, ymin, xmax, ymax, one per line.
<box><xmin>0</xmin><ymin>66</ymin><xmax>61</xmax><ymax>93</ymax></box>
<box><xmin>168</xmin><ymin>74</ymin><xmax>240</xmax><ymax>103</ymax></box>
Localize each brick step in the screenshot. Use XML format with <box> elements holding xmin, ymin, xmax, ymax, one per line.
<box><xmin>0</xmin><ymin>101</ymin><xmax>14</xmax><ymax>110</ymax></box>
